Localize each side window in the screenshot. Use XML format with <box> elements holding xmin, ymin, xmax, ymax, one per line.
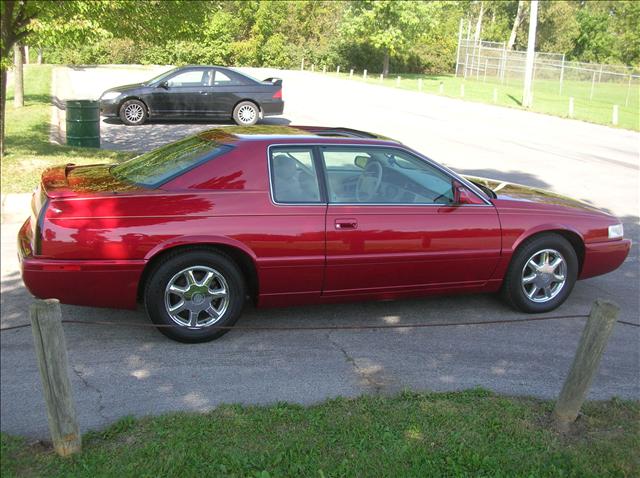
<box><xmin>321</xmin><ymin>147</ymin><xmax>455</xmax><ymax>204</ymax></box>
<box><xmin>213</xmin><ymin>70</ymin><xmax>240</xmax><ymax>86</ymax></box>
<box><xmin>167</xmin><ymin>70</ymin><xmax>207</xmax><ymax>87</ymax></box>
<box><xmin>270</xmin><ymin>148</ymin><xmax>322</xmax><ymax>203</ymax></box>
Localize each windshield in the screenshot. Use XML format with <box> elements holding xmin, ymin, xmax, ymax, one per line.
<box><xmin>111</xmin><ymin>134</ymin><xmax>232</xmax><ymax>187</ymax></box>
<box><xmin>144</xmin><ymin>68</ymin><xmax>179</xmax><ymax>85</ymax></box>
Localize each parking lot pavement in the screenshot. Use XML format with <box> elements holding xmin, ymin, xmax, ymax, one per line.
<box><xmin>1</xmin><ymin>66</ymin><xmax>638</xmax><ymax>439</ymax></box>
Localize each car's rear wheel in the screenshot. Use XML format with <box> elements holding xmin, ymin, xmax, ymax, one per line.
<box><xmin>232</xmin><ymin>101</ymin><xmax>259</xmax><ymax>126</ymax></box>
<box><xmin>119</xmin><ymin>99</ymin><xmax>147</xmax><ymax>126</ymax></box>
<box><xmin>502</xmin><ymin>233</ymin><xmax>578</xmax><ymax>313</ymax></box>
<box><xmin>144</xmin><ymin>249</ymin><xmax>245</xmax><ymax>343</ymax></box>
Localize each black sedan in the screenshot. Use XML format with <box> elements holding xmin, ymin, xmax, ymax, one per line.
<box><xmin>99</xmin><ymin>66</ymin><xmax>284</xmax><ymax>126</ymax></box>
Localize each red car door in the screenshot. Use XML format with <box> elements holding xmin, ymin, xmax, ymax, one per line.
<box><xmin>319</xmin><ymin>146</ymin><xmax>502</xmax><ymax>296</ymax></box>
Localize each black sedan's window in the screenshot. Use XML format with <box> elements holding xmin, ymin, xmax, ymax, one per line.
<box><xmin>167</xmin><ymin>70</ymin><xmax>210</xmax><ymax>87</ymax></box>
<box><xmin>111</xmin><ymin>135</ymin><xmax>232</xmax><ymax>187</ymax></box>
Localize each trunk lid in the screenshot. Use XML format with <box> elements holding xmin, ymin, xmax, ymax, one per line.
<box><xmin>40</xmin><ymin>163</ymin><xmax>140</xmax><ymax>198</ymax></box>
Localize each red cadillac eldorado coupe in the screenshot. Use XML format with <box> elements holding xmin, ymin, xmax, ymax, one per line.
<box><xmin>18</xmin><ymin>126</ymin><xmax>630</xmax><ymax>342</ymax></box>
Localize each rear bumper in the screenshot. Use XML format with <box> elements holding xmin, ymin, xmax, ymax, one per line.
<box><xmin>261</xmin><ymin>100</ymin><xmax>284</xmax><ymax>116</ymax></box>
<box><xmin>579</xmin><ymin>239</ymin><xmax>631</xmax><ymax>279</ymax></box>
<box><xmin>18</xmin><ymin>220</ymin><xmax>144</xmax><ymax>309</ymax></box>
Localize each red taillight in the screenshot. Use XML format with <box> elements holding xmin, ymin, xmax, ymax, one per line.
<box><xmin>272</xmin><ymin>89</ymin><xmax>282</xmax><ymax>99</ymax></box>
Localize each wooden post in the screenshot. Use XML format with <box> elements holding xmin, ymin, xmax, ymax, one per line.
<box><xmin>568</xmin><ymin>97</ymin><xmax>574</xmax><ymax>118</ymax></box>
<box><xmin>552</xmin><ymin>300</ymin><xmax>619</xmax><ymax>433</ymax></box>
<box><xmin>336</xmin><ymin>65</ymin><xmax>340</xmax><ymax>74</ymax></box>
<box><xmin>612</xmin><ymin>105</ymin><xmax>619</xmax><ymax>126</ymax></box>
<box><xmin>590</xmin><ymin>71</ymin><xmax>596</xmax><ymax>100</ymax></box>
<box><xmin>559</xmin><ymin>54</ymin><xmax>565</xmax><ymax>95</ymax></box>
<box><xmin>37</xmin><ymin>47</ymin><xmax>43</xmax><ymax>64</ymax></box>
<box><xmin>311</xmin><ymin>64</ymin><xmax>315</xmax><ymax>72</ymax></box>
<box><xmin>322</xmin><ymin>65</ymin><xmax>326</xmax><ymax>74</ymax></box>
<box><xmin>30</xmin><ymin>299</ymin><xmax>81</xmax><ymax>456</ymax></box>
<box><xmin>396</xmin><ymin>76</ymin><xmax>401</xmax><ymax>86</ymax></box>
<box><xmin>300</xmin><ymin>58</ymin><xmax>305</xmax><ymax>71</ymax></box>
<box><xmin>349</xmin><ymin>69</ymin><xmax>353</xmax><ymax>78</ymax></box>
<box><xmin>379</xmin><ymin>73</ymin><xmax>383</xmax><ymax>82</ymax></box>
<box><xmin>363</xmin><ymin>69</ymin><xmax>367</xmax><ymax>80</ymax></box>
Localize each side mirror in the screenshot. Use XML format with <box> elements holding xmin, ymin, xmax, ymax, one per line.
<box><xmin>453</xmin><ymin>181</ymin><xmax>485</xmax><ymax>205</ymax></box>
<box><xmin>158</xmin><ymin>81</ymin><xmax>169</xmax><ymax>89</ymax></box>
<box><xmin>354</xmin><ymin>155</ymin><xmax>370</xmax><ymax>169</ymax></box>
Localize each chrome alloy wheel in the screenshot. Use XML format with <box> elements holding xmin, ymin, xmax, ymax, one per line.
<box><xmin>164</xmin><ymin>266</ymin><xmax>229</xmax><ymax>328</ymax></box>
<box><xmin>124</xmin><ymin>103</ymin><xmax>144</xmax><ymax>123</ymax></box>
<box><xmin>237</xmin><ymin>104</ymin><xmax>256</xmax><ymax>124</ymax></box>
<box><xmin>520</xmin><ymin>249</ymin><xmax>567</xmax><ymax>303</ymax></box>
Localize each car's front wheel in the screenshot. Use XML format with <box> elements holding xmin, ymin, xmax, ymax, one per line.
<box><xmin>144</xmin><ymin>249</ymin><xmax>246</xmax><ymax>343</ymax></box>
<box><xmin>232</xmin><ymin>101</ymin><xmax>259</xmax><ymax>126</ymax></box>
<box><xmin>119</xmin><ymin>99</ymin><xmax>147</xmax><ymax>126</ymax></box>
<box><xmin>502</xmin><ymin>233</ymin><xmax>578</xmax><ymax>313</ymax></box>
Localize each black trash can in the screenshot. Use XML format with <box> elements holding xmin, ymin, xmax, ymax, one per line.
<box><xmin>66</xmin><ymin>100</ymin><xmax>100</xmax><ymax>148</ymax></box>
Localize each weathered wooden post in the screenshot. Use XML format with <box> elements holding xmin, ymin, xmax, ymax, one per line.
<box><xmin>363</xmin><ymin>69</ymin><xmax>367</xmax><ymax>80</ymax></box>
<box><xmin>612</xmin><ymin>105</ymin><xmax>619</xmax><ymax>126</ymax></box>
<box><xmin>336</xmin><ymin>65</ymin><xmax>340</xmax><ymax>74</ymax></box>
<box><xmin>322</xmin><ymin>65</ymin><xmax>326</xmax><ymax>74</ymax></box>
<box><xmin>30</xmin><ymin>299</ymin><xmax>81</xmax><ymax>456</ymax></box>
<box><xmin>568</xmin><ymin>97</ymin><xmax>574</xmax><ymax>118</ymax></box>
<box><xmin>349</xmin><ymin>69</ymin><xmax>354</xmax><ymax>78</ymax></box>
<box><xmin>311</xmin><ymin>64</ymin><xmax>315</xmax><ymax>72</ymax></box>
<box><xmin>300</xmin><ymin>58</ymin><xmax>305</xmax><ymax>71</ymax></box>
<box><xmin>396</xmin><ymin>76</ymin><xmax>401</xmax><ymax>86</ymax></box>
<box><xmin>379</xmin><ymin>73</ymin><xmax>383</xmax><ymax>82</ymax></box>
<box><xmin>552</xmin><ymin>300</ymin><xmax>619</xmax><ymax>433</ymax></box>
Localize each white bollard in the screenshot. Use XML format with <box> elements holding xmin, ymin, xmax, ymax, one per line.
<box><xmin>418</xmin><ymin>78</ymin><xmax>422</xmax><ymax>92</ymax></box>
<box><xmin>379</xmin><ymin>74</ymin><xmax>383</xmax><ymax>82</ymax></box>
<box><xmin>322</xmin><ymin>65</ymin><xmax>326</xmax><ymax>74</ymax></box>
<box><xmin>396</xmin><ymin>76</ymin><xmax>401</xmax><ymax>86</ymax></box>
<box><xmin>363</xmin><ymin>69</ymin><xmax>367</xmax><ymax>80</ymax></box>
<box><xmin>569</xmin><ymin>97</ymin><xmax>574</xmax><ymax>118</ymax></box>
<box><xmin>460</xmin><ymin>84</ymin><xmax>465</xmax><ymax>97</ymax></box>
<box><xmin>439</xmin><ymin>82</ymin><xmax>444</xmax><ymax>94</ymax></box>
<box><xmin>311</xmin><ymin>64</ymin><xmax>315</xmax><ymax>72</ymax></box>
<box><xmin>349</xmin><ymin>69</ymin><xmax>354</xmax><ymax>78</ymax></box>
<box><xmin>337</xmin><ymin>65</ymin><xmax>340</xmax><ymax>74</ymax></box>
<box><xmin>493</xmin><ymin>88</ymin><xmax>498</xmax><ymax>103</ymax></box>
<box><xmin>612</xmin><ymin>105</ymin><xmax>619</xmax><ymax>125</ymax></box>
<box><xmin>301</xmin><ymin>58</ymin><xmax>305</xmax><ymax>71</ymax></box>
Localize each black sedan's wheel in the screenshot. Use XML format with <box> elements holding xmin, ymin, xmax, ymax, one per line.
<box><xmin>502</xmin><ymin>233</ymin><xmax>578</xmax><ymax>313</ymax></box>
<box><xmin>144</xmin><ymin>250</ymin><xmax>245</xmax><ymax>343</ymax></box>
<box><xmin>119</xmin><ymin>99</ymin><xmax>147</xmax><ymax>126</ymax></box>
<box><xmin>232</xmin><ymin>101</ymin><xmax>259</xmax><ymax>126</ymax></box>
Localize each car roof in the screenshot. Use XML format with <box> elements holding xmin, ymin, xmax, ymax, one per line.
<box><xmin>197</xmin><ymin>126</ymin><xmax>401</xmax><ymax>146</ymax></box>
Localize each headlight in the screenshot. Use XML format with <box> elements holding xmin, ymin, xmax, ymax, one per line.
<box><xmin>101</xmin><ymin>91</ymin><xmax>121</xmax><ymax>101</ymax></box>
<box><xmin>608</xmin><ymin>224</ymin><xmax>624</xmax><ymax>239</ymax></box>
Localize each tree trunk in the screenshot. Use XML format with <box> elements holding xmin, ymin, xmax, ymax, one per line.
<box><xmin>37</xmin><ymin>47</ymin><xmax>43</xmax><ymax>64</ymax></box>
<box><xmin>1</xmin><ymin>67</ymin><xmax>6</xmax><ymax>157</ymax></box>
<box><xmin>508</xmin><ymin>1</ymin><xmax>525</xmax><ymax>50</ymax></box>
<box><xmin>474</xmin><ymin>1</ymin><xmax>484</xmax><ymax>44</ymax></box>
<box><xmin>382</xmin><ymin>50</ymin><xmax>390</xmax><ymax>77</ymax></box>
<box><xmin>13</xmin><ymin>43</ymin><xmax>24</xmax><ymax>108</ymax></box>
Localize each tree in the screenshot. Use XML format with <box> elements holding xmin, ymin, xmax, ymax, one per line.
<box><xmin>341</xmin><ymin>0</ymin><xmax>435</xmax><ymax>76</ymax></box>
<box><xmin>507</xmin><ymin>0</ymin><xmax>525</xmax><ymax>50</ymax></box>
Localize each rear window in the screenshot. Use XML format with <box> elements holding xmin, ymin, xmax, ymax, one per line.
<box><xmin>111</xmin><ymin>135</ymin><xmax>232</xmax><ymax>187</ymax></box>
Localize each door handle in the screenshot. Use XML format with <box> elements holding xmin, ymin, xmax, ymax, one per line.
<box><xmin>335</xmin><ymin>218</ymin><xmax>357</xmax><ymax>230</ymax></box>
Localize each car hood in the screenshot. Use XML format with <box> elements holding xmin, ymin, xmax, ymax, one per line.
<box><xmin>102</xmin><ymin>82</ymin><xmax>145</xmax><ymax>94</ymax></box>
<box><xmin>463</xmin><ymin>175</ymin><xmax>608</xmax><ymax>215</ymax></box>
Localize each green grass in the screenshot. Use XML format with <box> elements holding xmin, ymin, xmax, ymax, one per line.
<box><xmin>1</xmin><ymin>390</ymin><xmax>638</xmax><ymax>477</ymax></box>
<box><xmin>330</xmin><ymin>71</ymin><xmax>640</xmax><ymax>131</ymax></box>
<box><xmin>2</xmin><ymin>65</ymin><xmax>132</xmax><ymax>194</ymax></box>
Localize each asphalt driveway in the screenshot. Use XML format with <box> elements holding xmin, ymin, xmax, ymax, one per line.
<box><xmin>2</xmin><ymin>66</ymin><xmax>638</xmax><ymax>439</ymax></box>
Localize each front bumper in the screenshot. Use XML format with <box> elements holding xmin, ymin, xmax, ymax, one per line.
<box><xmin>579</xmin><ymin>239</ymin><xmax>632</xmax><ymax>279</ymax></box>
<box><xmin>99</xmin><ymin>99</ymin><xmax>120</xmax><ymax>117</ymax></box>
<box><xmin>18</xmin><ymin>219</ymin><xmax>144</xmax><ymax>309</ymax></box>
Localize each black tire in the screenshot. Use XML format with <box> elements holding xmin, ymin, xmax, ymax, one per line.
<box><xmin>501</xmin><ymin>233</ymin><xmax>578</xmax><ymax>313</ymax></box>
<box><xmin>119</xmin><ymin>99</ymin><xmax>147</xmax><ymax>126</ymax></box>
<box><xmin>144</xmin><ymin>249</ymin><xmax>246</xmax><ymax>343</ymax></box>
<box><xmin>232</xmin><ymin>101</ymin><xmax>259</xmax><ymax>126</ymax></box>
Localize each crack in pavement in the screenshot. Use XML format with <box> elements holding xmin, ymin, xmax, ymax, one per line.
<box><xmin>326</xmin><ymin>331</ymin><xmax>392</xmax><ymax>395</ymax></box>
<box><xmin>71</xmin><ymin>365</ymin><xmax>108</xmax><ymax>421</ymax></box>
